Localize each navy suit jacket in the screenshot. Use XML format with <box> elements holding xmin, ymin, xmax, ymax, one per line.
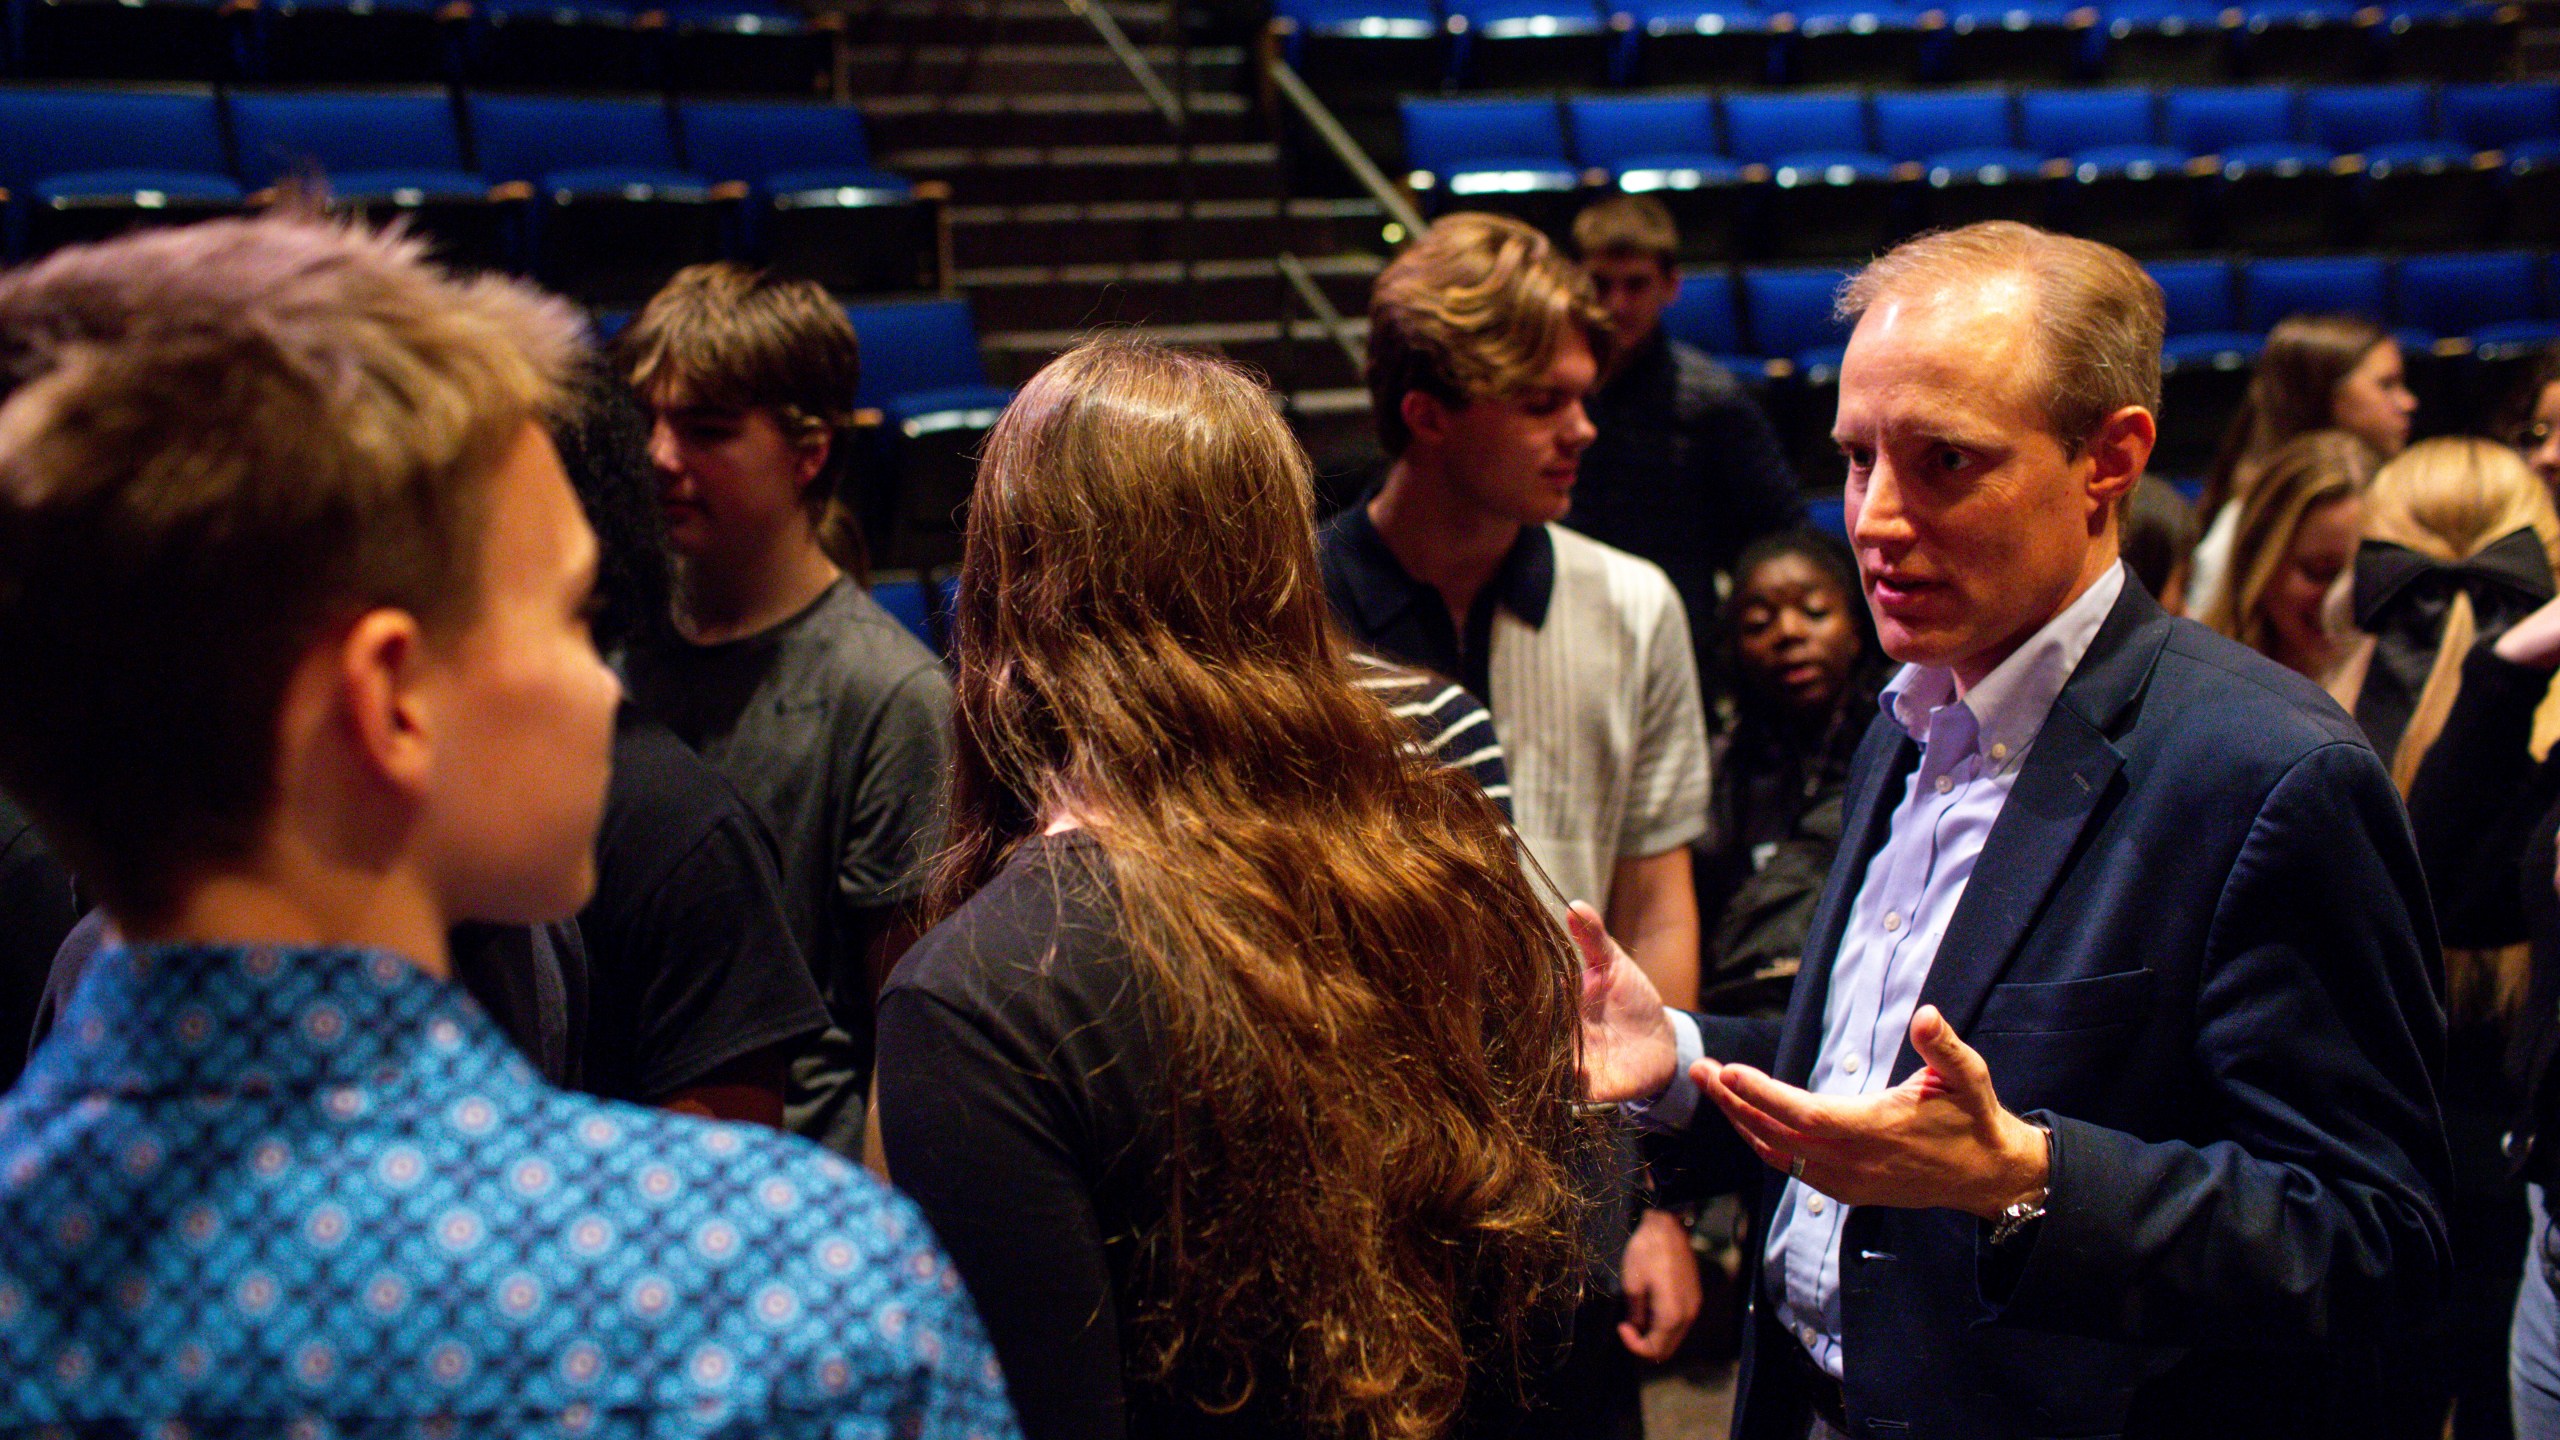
<box><xmin>1668</xmin><ymin>579</ymin><xmax>2453</xmax><ymax>1440</ymax></box>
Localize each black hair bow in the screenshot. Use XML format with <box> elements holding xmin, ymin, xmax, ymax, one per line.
<box><xmin>2350</xmin><ymin>526</ymin><xmax>2555</xmax><ymax>760</ymax></box>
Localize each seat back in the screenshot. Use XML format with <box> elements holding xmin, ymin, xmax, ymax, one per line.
<box><xmin>2163</xmin><ymin>85</ymin><xmax>2299</xmax><ymax>154</ymax></box>
<box><xmin>2300</xmin><ymin>83</ymin><xmax>2433</xmax><ymax>151</ymax></box>
<box><xmin>466</xmin><ymin>93</ymin><xmax>683</xmax><ymax>182</ymax></box>
<box><xmin>2440</xmin><ymin>81</ymin><xmax>2560</xmax><ymax>151</ymax></box>
<box><xmin>1568</xmin><ymin>95</ymin><xmax>1718</xmax><ymax>169</ymax></box>
<box><xmin>228</xmin><ymin>90</ymin><xmax>464</xmax><ymax>187</ymax></box>
<box><xmin>679</xmin><ymin>99</ymin><xmax>871</xmax><ymax>183</ymax></box>
<box><xmin>2020</xmin><ymin>87</ymin><xmax>2159</xmax><ymax>155</ymax></box>
<box><xmin>1874</xmin><ymin>90</ymin><xmax>2015</xmax><ymax>160</ymax></box>
<box><xmin>0</xmin><ymin>87</ymin><xmax>231</xmax><ymax>192</ymax></box>
<box><xmin>1661</xmin><ymin>268</ymin><xmax>1744</xmax><ymax>354</ymax></box>
<box><xmin>1399</xmin><ymin>97</ymin><xmax>1570</xmax><ymax>174</ymax></box>
<box><xmin>843</xmin><ymin>298</ymin><xmax>991</xmax><ymax>404</ymax></box>
<box><xmin>2146</xmin><ymin>257</ymin><xmax>2239</xmax><ymax>334</ymax></box>
<box><xmin>2395</xmin><ymin>251</ymin><xmax>2538</xmax><ymax>335</ymax></box>
<box><xmin>1723</xmin><ymin>93</ymin><xmax>1869</xmax><ymax>163</ymax></box>
<box><xmin>2243</xmin><ymin>254</ymin><xmax>2388</xmax><ymax>327</ymax></box>
<box><xmin>1742</xmin><ymin>265</ymin><xmax>1853</xmax><ymax>359</ymax></box>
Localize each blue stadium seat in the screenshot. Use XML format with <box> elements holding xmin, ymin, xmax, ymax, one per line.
<box><xmin>1400</xmin><ymin>97</ymin><xmax>1582</xmax><ymax>232</ymax></box>
<box><xmin>678</xmin><ymin>99</ymin><xmax>934</xmax><ymax>296</ymax></box>
<box><xmin>2441</xmin><ymin>80</ymin><xmax>2560</xmax><ymax>153</ymax></box>
<box><xmin>1725</xmin><ymin>92</ymin><xmax>1908</xmax><ymax>261</ymax></box>
<box><xmin>2148</xmin><ymin>256</ymin><xmax>2254</xmax><ymax>474</ymax></box>
<box><xmin>1658</xmin><ymin>267</ymin><xmax>1758</xmax><ymax>376</ymax></box>
<box><xmin>1930</xmin><ymin>0</ymin><xmax>2096</xmax><ymax>85</ymax></box>
<box><xmin>2233</xmin><ymin>0</ymin><xmax>2374</xmax><ymax>83</ymax></box>
<box><xmin>2096</xmin><ymin>0</ymin><xmax>2232</xmax><ymax>83</ymax></box>
<box><xmin>1742</xmin><ymin>264</ymin><xmax>1854</xmax><ymax>374</ymax></box>
<box><xmin>255</xmin><ymin>0</ymin><xmax>457</xmax><ymax>84</ymax></box>
<box><xmin>0</xmin><ymin>87</ymin><xmax>245</xmax><ymax>259</ymax></box>
<box><xmin>1621</xmin><ymin>0</ymin><xmax>1779</xmax><ymax>86</ymax></box>
<box><xmin>227</xmin><ymin>90</ymin><xmax>507</xmax><ymax>270</ymax></box>
<box><xmin>663</xmin><ymin>0</ymin><xmax>833</xmax><ymax>95</ymax></box>
<box><xmin>1875</xmin><ymin>90</ymin><xmax>2046</xmax><ymax>231</ymax></box>
<box><xmin>2304</xmin><ymin>84</ymin><xmax>2490</xmax><ymax>247</ymax></box>
<box><xmin>2021</xmin><ymin>87</ymin><xmax>2196</xmax><ymax>251</ymax></box>
<box><xmin>465</xmin><ymin>94</ymin><xmax>723</xmax><ymax>306</ymax></box>
<box><xmin>2243</xmin><ymin>254</ymin><xmax>2389</xmax><ymax>328</ymax></box>
<box><xmin>1569</xmin><ymin>96</ymin><xmax>1741</xmax><ymax>260</ymax></box>
<box><xmin>2165</xmin><ymin>85</ymin><xmax>2345</xmax><ymax>249</ymax></box>
<box><xmin>1785</xmin><ymin>0</ymin><xmax>1938</xmax><ymax>86</ymax></box>
<box><xmin>843</xmin><ymin>298</ymin><xmax>1013</xmax><ymax>572</ymax></box>
<box><xmin>1447</xmin><ymin>0</ymin><xmax>1614</xmax><ymax>86</ymax></box>
<box><xmin>2394</xmin><ymin>251</ymin><xmax>2549</xmax><ymax>356</ymax></box>
<box><xmin>468</xmin><ymin>0</ymin><xmax>659</xmax><ymax>91</ymax></box>
<box><xmin>1272</xmin><ymin>0</ymin><xmax>1449</xmax><ymax>142</ymax></box>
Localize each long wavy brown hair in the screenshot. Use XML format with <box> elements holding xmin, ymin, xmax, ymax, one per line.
<box><xmin>930</xmin><ymin>337</ymin><xmax>1597</xmax><ymax>1440</ymax></box>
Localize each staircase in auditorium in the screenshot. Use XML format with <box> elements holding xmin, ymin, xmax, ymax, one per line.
<box><xmin>847</xmin><ymin>0</ymin><xmax>1390</xmax><ymax>491</ymax></box>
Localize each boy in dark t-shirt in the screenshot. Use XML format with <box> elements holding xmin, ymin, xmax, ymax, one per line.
<box><xmin>615</xmin><ymin>263</ymin><xmax>951</xmax><ymax>1156</ymax></box>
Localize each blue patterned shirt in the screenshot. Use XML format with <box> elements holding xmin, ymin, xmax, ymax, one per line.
<box><xmin>0</xmin><ymin>943</ymin><xmax>1023</xmax><ymax>1440</ymax></box>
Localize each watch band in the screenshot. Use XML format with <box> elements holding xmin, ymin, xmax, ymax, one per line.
<box><xmin>1989</xmin><ymin>1118</ymin><xmax>2054</xmax><ymax>1248</ymax></box>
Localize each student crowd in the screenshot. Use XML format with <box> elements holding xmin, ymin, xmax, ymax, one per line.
<box><xmin>0</xmin><ymin>196</ymin><xmax>2551</xmax><ymax>1440</ymax></box>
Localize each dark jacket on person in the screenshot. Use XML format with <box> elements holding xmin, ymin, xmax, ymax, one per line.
<box><xmin>0</xmin><ymin>792</ymin><xmax>76</xmax><ymax>1091</ymax></box>
<box><xmin>1572</xmin><ymin>330</ymin><xmax>1802</xmax><ymax>667</ymax></box>
<box><xmin>1658</xmin><ymin>582</ymin><xmax>2451</xmax><ymax>1440</ymax></box>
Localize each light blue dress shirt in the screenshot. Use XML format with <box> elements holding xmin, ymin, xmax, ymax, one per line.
<box><xmin>1641</xmin><ymin>563</ymin><xmax>2125</xmax><ymax>1380</ymax></box>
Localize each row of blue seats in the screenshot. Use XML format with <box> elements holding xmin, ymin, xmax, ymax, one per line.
<box><xmin>1663</xmin><ymin>250</ymin><xmax>2558</xmax><ymax>381</ymax></box>
<box><xmin>0</xmin><ymin>88</ymin><xmax>922</xmax><ymax>295</ymax></box>
<box><xmin>3</xmin><ymin>0</ymin><xmax>827</xmax><ymax>91</ymax></box>
<box><xmin>1276</xmin><ymin>0</ymin><xmax>2511</xmax><ymax>89</ymax></box>
<box><xmin>1403</xmin><ymin>81</ymin><xmax>2559</xmax><ymax>186</ymax></box>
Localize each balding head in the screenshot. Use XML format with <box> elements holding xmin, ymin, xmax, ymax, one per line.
<box><xmin>1838</xmin><ymin>222</ymin><xmax>2164</xmax><ymax>453</ymax></box>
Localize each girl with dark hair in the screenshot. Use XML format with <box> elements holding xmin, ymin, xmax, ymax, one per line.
<box><xmin>2190</xmin><ymin>314</ymin><xmax>2416</xmax><ymax>619</ymax></box>
<box><xmin>876</xmin><ymin>338</ymin><xmax>1601</xmax><ymax>1440</ymax></box>
<box><xmin>1693</xmin><ymin>529</ymin><xmax>1890</xmax><ymax>1018</ymax></box>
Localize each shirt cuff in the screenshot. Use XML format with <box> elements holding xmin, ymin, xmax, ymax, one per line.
<box><xmin>1626</xmin><ymin>1008</ymin><xmax>1705</xmax><ymax>1134</ymax></box>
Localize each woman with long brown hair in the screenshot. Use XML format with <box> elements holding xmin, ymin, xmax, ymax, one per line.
<box><xmin>2188</xmin><ymin>314</ymin><xmax>2415</xmax><ymax>619</ymax></box>
<box><xmin>875</xmin><ymin>337</ymin><xmax>1601</xmax><ymax>1440</ymax></box>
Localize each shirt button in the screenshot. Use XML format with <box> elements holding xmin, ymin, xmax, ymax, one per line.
<box><xmin>1991</xmin><ymin>742</ymin><xmax>2009</xmax><ymax>762</ymax></box>
<box><xmin>1934</xmin><ymin>774</ymin><xmax>1953</xmax><ymax>794</ymax></box>
<box><xmin>1807</xmin><ymin>1195</ymin><xmax>1827</xmax><ymax>1215</ymax></box>
<box><xmin>1883</xmin><ymin>911</ymin><xmax>1903</xmax><ymax>932</ymax></box>
<box><xmin>1801</xmin><ymin>1323</ymin><xmax>1819</xmax><ymax>1346</ymax></box>
<box><xmin>1842</xmin><ymin>1054</ymin><xmax>1862</xmax><ymax>1075</ymax></box>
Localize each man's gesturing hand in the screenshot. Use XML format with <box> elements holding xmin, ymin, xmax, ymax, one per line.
<box><xmin>1571</xmin><ymin>899</ymin><xmax>1677</xmax><ymax>1105</ymax></box>
<box><xmin>1694</xmin><ymin>1004</ymin><xmax>2050</xmax><ymax>1220</ymax></box>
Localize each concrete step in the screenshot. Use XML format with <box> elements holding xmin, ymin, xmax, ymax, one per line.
<box><xmin>846</xmin><ymin>0</ymin><xmax>1173</xmax><ymax>47</ymax></box>
<box><xmin>951</xmin><ymin>195</ymin><xmax>1389</xmax><ymax>268</ymax></box>
<box><xmin>883</xmin><ymin>140</ymin><xmax>1280</xmax><ymax>205</ymax></box>
<box><xmin>858</xmin><ymin>90</ymin><xmax>1258</xmax><ymax>151</ymax></box>
<box><xmin>845</xmin><ymin>42</ymin><xmax>1245</xmax><ymax>96</ymax></box>
<box><xmin>958</xmin><ymin>252</ymin><xmax>1379</xmax><ymax>331</ymax></box>
<box><xmin>983</xmin><ymin>313</ymin><xmax>1371</xmax><ymax>389</ymax></box>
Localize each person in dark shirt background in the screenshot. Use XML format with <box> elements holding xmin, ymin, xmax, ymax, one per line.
<box><xmin>1570</xmin><ymin>195</ymin><xmax>1803</xmax><ymax>708</ymax></box>
<box><xmin>0</xmin><ymin>791</ymin><xmax>76</xmax><ymax>1092</ymax></box>
<box><xmin>1692</xmin><ymin>529</ymin><xmax>1888</xmax><ymax>1019</ymax></box>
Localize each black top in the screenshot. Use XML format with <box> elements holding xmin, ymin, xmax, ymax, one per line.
<box><xmin>1573</xmin><ymin>332</ymin><xmax>1803</xmax><ymax>649</ymax></box>
<box><xmin>878</xmin><ymin>832</ymin><xmax>1567</xmax><ymax>1440</ymax></box>
<box><xmin>2405</xmin><ymin>638</ymin><xmax>2560</xmax><ymax>1185</ymax></box>
<box><xmin>29</xmin><ymin>710</ymin><xmax>828</xmax><ymax>1107</ymax></box>
<box><xmin>1318</xmin><ymin>499</ymin><xmax>1552</xmax><ymax>701</ymax></box>
<box><xmin>0</xmin><ymin>793</ymin><xmax>78</xmax><ymax>1091</ymax></box>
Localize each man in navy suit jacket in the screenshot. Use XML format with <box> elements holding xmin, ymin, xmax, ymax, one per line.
<box><xmin>1576</xmin><ymin>222</ymin><xmax>2450</xmax><ymax>1439</ymax></box>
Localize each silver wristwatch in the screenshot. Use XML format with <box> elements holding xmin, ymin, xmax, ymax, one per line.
<box><xmin>1989</xmin><ymin>1118</ymin><xmax>2054</xmax><ymax>1248</ymax></box>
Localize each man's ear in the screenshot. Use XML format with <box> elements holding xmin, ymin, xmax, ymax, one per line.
<box><xmin>794</xmin><ymin>429</ymin><xmax>831</xmax><ymax>496</ymax></box>
<box><xmin>2085</xmin><ymin>405</ymin><xmax>2156</xmax><ymax>517</ymax></box>
<box><xmin>334</xmin><ymin>608</ymin><xmax>435</xmax><ymax>800</ymax></box>
<box><xmin>1402</xmin><ymin>389</ymin><xmax>1455</xmax><ymax>451</ymax></box>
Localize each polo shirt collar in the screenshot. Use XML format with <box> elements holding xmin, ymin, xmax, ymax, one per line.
<box><xmin>1334</xmin><ymin>494</ymin><xmax>1556</xmax><ymax>632</ymax></box>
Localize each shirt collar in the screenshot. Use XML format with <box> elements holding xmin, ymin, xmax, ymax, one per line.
<box><xmin>1881</xmin><ymin>562</ymin><xmax>2127</xmax><ymax>767</ymax></box>
<box><xmin>1332</xmin><ymin>497</ymin><xmax>1556</xmax><ymax>632</ymax></box>
<box><xmin>22</xmin><ymin>942</ymin><xmax>528</xmax><ymax>1100</ymax></box>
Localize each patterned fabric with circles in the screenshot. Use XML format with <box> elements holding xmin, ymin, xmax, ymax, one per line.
<box><xmin>0</xmin><ymin>944</ymin><xmax>1022</xmax><ymax>1440</ymax></box>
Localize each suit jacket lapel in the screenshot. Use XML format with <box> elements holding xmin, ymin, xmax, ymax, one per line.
<box><xmin>1892</xmin><ymin>582</ymin><xmax>2172</xmax><ymax>1079</ymax></box>
<box><xmin>1772</xmin><ymin>711</ymin><xmax>1918</xmax><ymax>1086</ymax></box>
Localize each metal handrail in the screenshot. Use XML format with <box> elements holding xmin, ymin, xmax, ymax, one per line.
<box><xmin>1265</xmin><ymin>54</ymin><xmax>1424</xmax><ymax>236</ymax></box>
<box><xmin>1063</xmin><ymin>0</ymin><xmax>1187</xmax><ymax>133</ymax></box>
<box><xmin>1277</xmin><ymin>251</ymin><xmax>1365</xmax><ymax>369</ymax></box>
